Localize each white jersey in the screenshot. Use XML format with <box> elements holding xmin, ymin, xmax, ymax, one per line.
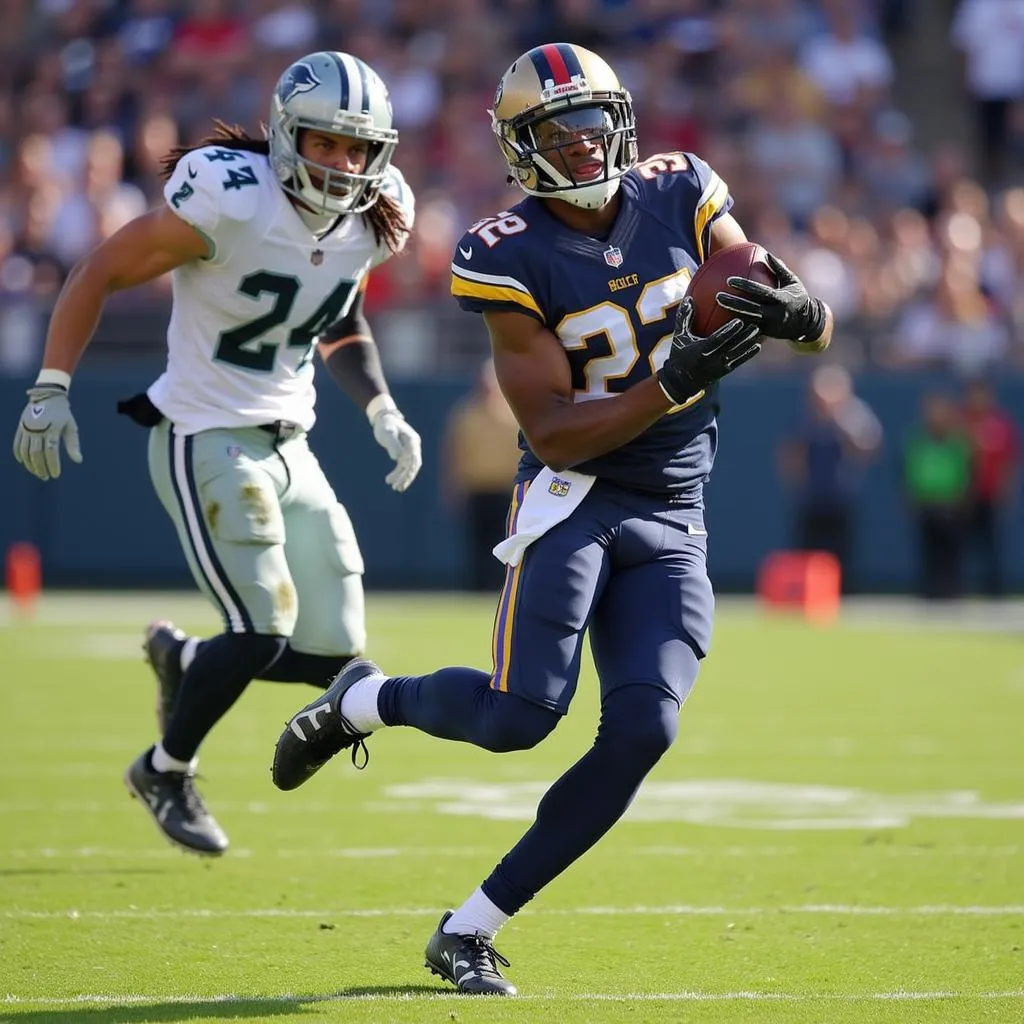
<box><xmin>148</xmin><ymin>147</ymin><xmax>415</xmax><ymax>435</ymax></box>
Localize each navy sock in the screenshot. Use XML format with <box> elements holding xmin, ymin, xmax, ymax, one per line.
<box><xmin>378</xmin><ymin>668</ymin><xmax>560</xmax><ymax>752</ymax></box>
<box><xmin>162</xmin><ymin>633</ymin><xmax>285</xmax><ymax>761</ymax></box>
<box><xmin>480</xmin><ymin>683</ymin><xmax>683</xmax><ymax>915</ymax></box>
<box><xmin>258</xmin><ymin>645</ymin><xmax>353</xmax><ymax>688</ymax></box>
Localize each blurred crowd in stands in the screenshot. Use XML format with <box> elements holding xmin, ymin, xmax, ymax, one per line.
<box><xmin>2</xmin><ymin>0</ymin><xmax>1024</xmax><ymax>376</ymax></box>
<box><xmin>776</xmin><ymin>367</ymin><xmax>1019</xmax><ymax>600</ymax></box>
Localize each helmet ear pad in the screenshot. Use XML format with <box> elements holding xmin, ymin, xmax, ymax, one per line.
<box><xmin>495</xmin><ymin>130</ymin><xmax>540</xmax><ymax>192</ymax></box>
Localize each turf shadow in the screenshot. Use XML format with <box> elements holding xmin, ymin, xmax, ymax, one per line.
<box><xmin>329</xmin><ymin>985</ymin><xmax>451</xmax><ymax>998</ymax></box>
<box><xmin>1</xmin><ymin>999</ymin><xmax>307</xmax><ymax>1023</ymax></box>
<box><xmin>4</xmin><ymin>987</ymin><xmax>452</xmax><ymax>1023</ymax></box>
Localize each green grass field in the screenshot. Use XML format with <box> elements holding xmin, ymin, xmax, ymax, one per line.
<box><xmin>1</xmin><ymin>592</ymin><xmax>1023</xmax><ymax>1024</ymax></box>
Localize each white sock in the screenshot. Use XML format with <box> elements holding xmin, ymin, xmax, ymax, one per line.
<box><xmin>443</xmin><ymin>887</ymin><xmax>510</xmax><ymax>939</ymax></box>
<box><xmin>180</xmin><ymin>637</ymin><xmax>201</xmax><ymax>673</ymax></box>
<box><xmin>338</xmin><ymin>674</ymin><xmax>386</xmax><ymax>732</ymax></box>
<box><xmin>151</xmin><ymin>743</ymin><xmax>198</xmax><ymax>774</ymax></box>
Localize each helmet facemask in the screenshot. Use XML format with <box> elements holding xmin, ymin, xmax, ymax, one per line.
<box><xmin>496</xmin><ymin>96</ymin><xmax>637</xmax><ymax>210</ymax></box>
<box><xmin>269</xmin><ymin>111</ymin><xmax>397</xmax><ymax>216</ymax></box>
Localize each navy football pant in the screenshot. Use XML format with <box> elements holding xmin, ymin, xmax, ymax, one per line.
<box><xmin>484</xmin><ymin>680</ymin><xmax>685</xmax><ymax>914</ymax></box>
<box><xmin>380</xmin><ymin>668</ymin><xmax>688</xmax><ymax>914</ymax></box>
<box><xmin>376</xmin><ymin>480</ymin><xmax>711</xmax><ymax>913</ymax></box>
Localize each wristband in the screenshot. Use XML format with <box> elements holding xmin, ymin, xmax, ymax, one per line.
<box><xmin>795</xmin><ymin>299</ymin><xmax>827</xmax><ymax>343</ymax></box>
<box><xmin>365</xmin><ymin>393</ymin><xmax>397</xmax><ymax>424</ymax></box>
<box><xmin>36</xmin><ymin>368</ymin><xmax>72</xmax><ymax>390</ymax></box>
<box><xmin>656</xmin><ymin>375</ymin><xmax>681</xmax><ymax>405</ymax></box>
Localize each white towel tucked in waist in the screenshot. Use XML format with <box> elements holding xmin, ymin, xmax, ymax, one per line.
<box><xmin>492</xmin><ymin>467</ymin><xmax>596</xmax><ymax>567</ymax></box>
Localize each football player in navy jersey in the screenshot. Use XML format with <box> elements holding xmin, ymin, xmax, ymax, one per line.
<box><xmin>272</xmin><ymin>43</ymin><xmax>833</xmax><ymax>995</ymax></box>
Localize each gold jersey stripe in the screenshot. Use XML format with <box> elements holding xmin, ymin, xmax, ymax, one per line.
<box><xmin>451</xmin><ymin>275</ymin><xmax>544</xmax><ymax>319</ymax></box>
<box><xmin>490</xmin><ymin>481</ymin><xmax>529</xmax><ymax>692</ymax></box>
<box><xmin>694</xmin><ymin>177</ymin><xmax>730</xmax><ymax>264</ymax></box>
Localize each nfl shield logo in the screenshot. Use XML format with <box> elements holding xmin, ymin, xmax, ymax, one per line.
<box><xmin>603</xmin><ymin>246</ymin><xmax>623</xmax><ymax>268</ymax></box>
<box><xmin>227</xmin><ymin>445</ymin><xmax>241</xmax><ymax>458</ymax></box>
<box><xmin>310</xmin><ymin>249</ymin><xmax>324</xmax><ymax>266</ymax></box>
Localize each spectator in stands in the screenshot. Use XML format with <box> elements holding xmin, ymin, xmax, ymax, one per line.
<box><xmin>778</xmin><ymin>364</ymin><xmax>882</xmax><ymax>591</ymax></box>
<box><xmin>169</xmin><ymin>0</ymin><xmax>249</xmax><ymax>80</ymax></box>
<box><xmin>961</xmin><ymin>377</ymin><xmax>1020</xmax><ymax>595</ymax></box>
<box><xmin>1</xmin><ymin>0</ymin><xmax>1022</xmax><ymax>380</ymax></box>
<box><xmin>129</xmin><ymin>110</ymin><xmax>181</xmax><ymax>201</ymax></box>
<box><xmin>887</xmin><ymin>251</ymin><xmax>1013</xmax><ymax>375</ymax></box>
<box><xmin>118</xmin><ymin>0</ymin><xmax>178</xmax><ymax>69</ymax></box>
<box><xmin>250</xmin><ymin>0</ymin><xmax>319</xmax><ymax>53</ymax></box>
<box><xmin>800</xmin><ymin>0</ymin><xmax>893</xmax><ymax>109</ymax></box>
<box><xmin>902</xmin><ymin>392</ymin><xmax>974</xmax><ymax>600</ymax></box>
<box><xmin>858</xmin><ymin>107</ymin><xmax>931</xmax><ymax>214</ymax></box>
<box><xmin>745</xmin><ymin>83</ymin><xmax>842</xmax><ymax>229</ymax></box>
<box><xmin>951</xmin><ymin>0</ymin><xmax>1024</xmax><ymax>186</ymax></box>
<box><xmin>740</xmin><ymin>0</ymin><xmax>823</xmax><ymax>55</ymax></box>
<box><xmin>442</xmin><ymin>358</ymin><xmax>522</xmax><ymax>592</ymax></box>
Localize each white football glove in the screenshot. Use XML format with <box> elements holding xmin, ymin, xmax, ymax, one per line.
<box><xmin>13</xmin><ymin>384</ymin><xmax>82</xmax><ymax>481</ymax></box>
<box><xmin>370</xmin><ymin>406</ymin><xmax>422</xmax><ymax>492</ymax></box>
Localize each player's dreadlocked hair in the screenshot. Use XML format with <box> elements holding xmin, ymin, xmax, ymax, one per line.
<box><xmin>160</xmin><ymin>120</ymin><xmax>408</xmax><ymax>254</ymax></box>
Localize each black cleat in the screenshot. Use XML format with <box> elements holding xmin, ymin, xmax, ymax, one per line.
<box><xmin>424</xmin><ymin>911</ymin><xmax>517</xmax><ymax>996</ymax></box>
<box><xmin>143</xmin><ymin>620</ymin><xmax>187</xmax><ymax>733</ymax></box>
<box><xmin>124</xmin><ymin>748</ymin><xmax>228</xmax><ymax>856</ymax></box>
<box><xmin>271</xmin><ymin>658</ymin><xmax>379</xmax><ymax>791</ymax></box>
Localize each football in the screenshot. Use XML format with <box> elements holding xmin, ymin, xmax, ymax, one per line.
<box><xmin>686</xmin><ymin>241</ymin><xmax>777</xmax><ymax>336</ymax></box>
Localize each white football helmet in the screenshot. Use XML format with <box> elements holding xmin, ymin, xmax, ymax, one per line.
<box><xmin>268</xmin><ymin>51</ymin><xmax>398</xmax><ymax>215</ymax></box>
<box><xmin>491</xmin><ymin>43</ymin><xmax>637</xmax><ymax>210</ymax></box>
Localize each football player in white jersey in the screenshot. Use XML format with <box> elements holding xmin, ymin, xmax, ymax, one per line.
<box><xmin>12</xmin><ymin>51</ymin><xmax>421</xmax><ymax>856</ymax></box>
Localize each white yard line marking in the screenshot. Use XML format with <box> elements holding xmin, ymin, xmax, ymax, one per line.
<box><xmin>6</xmin><ymin>905</ymin><xmax>1024</xmax><ymax>921</ymax></box>
<box><xmin>378</xmin><ymin>779</ymin><xmax>1024</xmax><ymax>827</ymax></box>
<box><xmin>0</xmin><ymin>801</ymin><xmax>351</xmax><ymax>814</ymax></box>
<box><xmin>631</xmin><ymin>844</ymin><xmax>1022</xmax><ymax>857</ymax></box>
<box><xmin>1</xmin><ymin>846</ymin><xmax>488</xmax><ymax>859</ymax></box>
<box><xmin>4</xmin><ymin>991</ymin><xmax>1024</xmax><ymax>1006</ymax></box>
<box><xmin>2</xmin><ymin>843</ymin><xmax>1020</xmax><ymax>859</ymax></box>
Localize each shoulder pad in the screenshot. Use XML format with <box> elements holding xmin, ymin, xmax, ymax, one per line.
<box><xmin>450</xmin><ymin>207</ymin><xmax>542</xmax><ymax>321</ymax></box>
<box><xmin>631</xmin><ymin>151</ymin><xmax>693</xmax><ymax>182</ymax></box>
<box><xmin>379</xmin><ymin>164</ymin><xmax>416</xmax><ymax>231</ymax></box>
<box><xmin>163</xmin><ymin>145</ymin><xmax>267</xmax><ymax>243</ymax></box>
<box><xmin>629</xmin><ymin>151</ymin><xmax>732</xmax><ymax>263</ymax></box>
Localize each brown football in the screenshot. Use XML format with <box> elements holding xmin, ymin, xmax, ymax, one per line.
<box><xmin>686</xmin><ymin>241</ymin><xmax>777</xmax><ymax>336</ymax></box>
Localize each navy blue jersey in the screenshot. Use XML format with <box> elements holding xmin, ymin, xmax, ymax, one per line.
<box><xmin>450</xmin><ymin>151</ymin><xmax>734</xmax><ymax>498</ymax></box>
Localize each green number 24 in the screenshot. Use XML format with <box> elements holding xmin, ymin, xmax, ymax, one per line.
<box><xmin>214</xmin><ymin>272</ymin><xmax>356</xmax><ymax>373</ymax></box>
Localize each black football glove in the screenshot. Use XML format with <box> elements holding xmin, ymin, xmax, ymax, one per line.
<box><xmin>656</xmin><ymin>298</ymin><xmax>762</xmax><ymax>406</ymax></box>
<box><xmin>715</xmin><ymin>252</ymin><xmax>827</xmax><ymax>343</ymax></box>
